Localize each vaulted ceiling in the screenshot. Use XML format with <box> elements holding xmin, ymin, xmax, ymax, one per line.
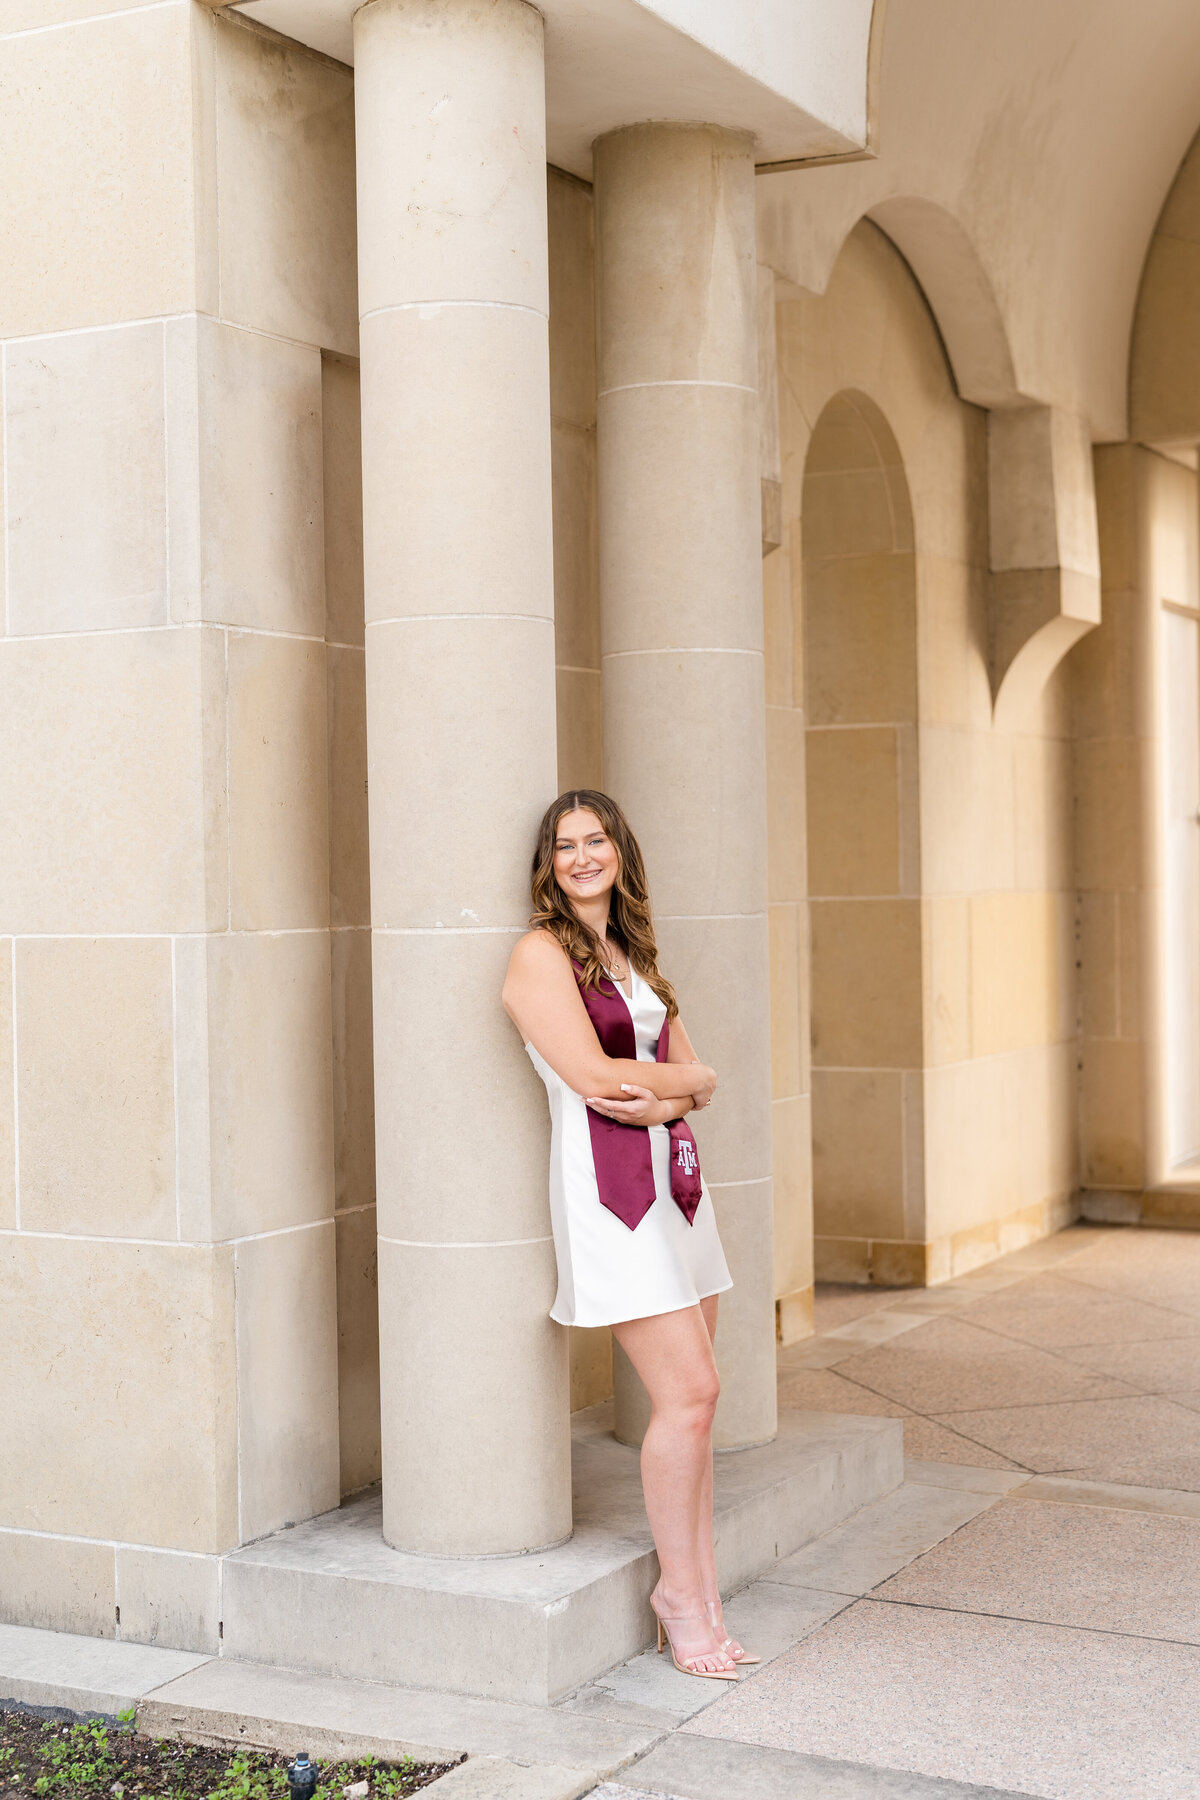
<box><xmin>758</xmin><ymin>0</ymin><xmax>1200</xmax><ymax>440</ymax></box>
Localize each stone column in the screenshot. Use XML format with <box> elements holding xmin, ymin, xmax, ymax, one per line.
<box><xmin>594</xmin><ymin>125</ymin><xmax>778</xmax><ymax>1450</ymax></box>
<box><xmin>354</xmin><ymin>0</ymin><xmax>570</xmax><ymax>1555</ymax></box>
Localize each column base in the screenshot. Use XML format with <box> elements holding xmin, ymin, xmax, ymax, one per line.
<box><xmin>219</xmin><ymin>1405</ymin><xmax>900</xmax><ymax>1706</ymax></box>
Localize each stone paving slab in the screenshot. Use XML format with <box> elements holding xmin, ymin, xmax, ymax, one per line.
<box><xmin>822</xmin><ymin>1313</ymin><xmax>943</xmax><ymax>1346</ymax></box>
<box><xmin>834</xmin><ymin>1317</ymin><xmax>1138</xmax><ymax>1414</ymax></box>
<box><xmin>777</xmin><ymin>1366</ymin><xmax>911</xmax><ymax>1418</ymax></box>
<box><xmin>681</xmin><ymin>1598</ymin><xmax>1200</xmax><ymax>1800</ymax></box>
<box><xmin>559</xmin><ymin>1690</ymin><xmax>681</xmax><ymax>1733</ymax></box>
<box><xmin>813</xmin><ymin>1287</ymin><xmax>913</xmax><ymax>1333</ymax></box>
<box><xmin>574</xmin><ymin>1582</ymin><xmax>847</xmax><ymax>1722</ymax></box>
<box><xmin>877</xmin><ymin>1497</ymin><xmax>1200</xmax><ymax>1641</ymax></box>
<box><xmin>427</xmin><ymin>1757</ymin><xmax>594</xmax><ymax>1799</ymax></box>
<box><xmin>902</xmin><ymin>1461</ymin><xmax>1030</xmax><ymax>1495</ymax></box>
<box><xmin>595</xmin><ymin>1733</ymin><xmax>1041</xmax><ymax>1798</ymax></box>
<box><xmin>776</xmin><ymin>1336</ymin><xmax>872</xmax><ymax>1370</ymax></box>
<box><xmin>930</xmin><ymin>1392</ymin><xmax>1200</xmax><ymax>1489</ymax></box>
<box><xmin>947</xmin><ymin>1274</ymin><xmax>1200</xmax><ymax>1349</ymax></box>
<box><xmin>0</xmin><ymin>1621</ymin><xmax>210</xmax><ymax>1718</ymax></box>
<box><xmin>771</xmin><ymin>1483</ymin><xmax>999</xmax><ymax>1597</ymax></box>
<box><xmin>1053</xmin><ymin>1335</ymin><xmax>1200</xmax><ymax>1391</ymax></box>
<box><xmin>896</xmin><ymin>1418</ymin><xmax>1023</xmax><ymax>1468</ymax></box>
<box><xmin>1012</xmin><ymin>1473</ymin><xmax>1200</xmax><ymax>1518</ymax></box>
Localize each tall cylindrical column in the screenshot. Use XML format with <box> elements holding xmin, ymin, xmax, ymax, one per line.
<box><xmin>595</xmin><ymin>124</ymin><xmax>777</xmax><ymax>1451</ymax></box>
<box><xmin>354</xmin><ymin>0</ymin><xmax>570</xmax><ymax>1554</ymax></box>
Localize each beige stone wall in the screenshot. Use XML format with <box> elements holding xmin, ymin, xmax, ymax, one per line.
<box><xmin>761</xmin><ymin>260</ymin><xmax>814</xmax><ymax>1347</ymax></box>
<box><xmin>1075</xmin><ymin>446</ymin><xmax>1200</xmax><ymax>1212</ymax></box>
<box><xmin>774</xmin><ymin>222</ymin><xmax>1078</xmax><ymax>1285</ymax></box>
<box><xmin>0</xmin><ymin>6</ymin><xmax>370</xmax><ymax>1644</ymax></box>
<box><xmin>801</xmin><ymin>392</ymin><xmax>923</xmax><ymax>1283</ymax></box>
<box><xmin>765</xmin><ymin>512</ymin><xmax>814</xmax><ymax>1340</ymax></box>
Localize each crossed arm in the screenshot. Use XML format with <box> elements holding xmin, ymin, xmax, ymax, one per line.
<box><xmin>502</xmin><ymin>930</ymin><xmax>717</xmax><ymax>1127</ymax></box>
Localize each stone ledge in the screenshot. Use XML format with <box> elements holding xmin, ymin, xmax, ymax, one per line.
<box><xmin>0</xmin><ymin>1622</ymin><xmax>209</xmax><ymax>1720</ymax></box>
<box><xmin>219</xmin><ymin>1407</ymin><xmax>902</xmax><ymax>1705</ymax></box>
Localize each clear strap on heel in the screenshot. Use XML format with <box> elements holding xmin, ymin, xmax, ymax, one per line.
<box><xmin>705</xmin><ymin>1600</ymin><xmax>761</xmax><ymax>1665</ymax></box>
<box><xmin>652</xmin><ymin>1606</ymin><xmax>738</xmax><ymax>1680</ymax></box>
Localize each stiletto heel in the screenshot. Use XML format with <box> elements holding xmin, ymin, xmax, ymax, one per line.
<box><xmin>650</xmin><ymin>1600</ymin><xmax>738</xmax><ymax>1681</ymax></box>
<box><xmin>705</xmin><ymin>1600</ymin><xmax>761</xmax><ymax>1665</ymax></box>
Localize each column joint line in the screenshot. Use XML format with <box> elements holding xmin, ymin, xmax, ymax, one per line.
<box><xmin>598</xmin><ymin>379</ymin><xmax>756</xmax><ymax>398</ymax></box>
<box><xmin>360</xmin><ymin>299</ymin><xmax>547</xmax><ymax>325</ymax></box>
<box><xmin>366</xmin><ymin>613</ymin><xmax>552</xmax><ymax>628</ymax></box>
<box><xmin>602</xmin><ymin>646</ymin><xmax>762</xmax><ymax>659</ymax></box>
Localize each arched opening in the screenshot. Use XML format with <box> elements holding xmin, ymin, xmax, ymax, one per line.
<box><xmin>801</xmin><ymin>390</ymin><xmax>924</xmax><ymax>1279</ymax></box>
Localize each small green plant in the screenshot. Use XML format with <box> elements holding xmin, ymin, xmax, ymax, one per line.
<box><xmin>204</xmin><ymin>1752</ymin><xmax>290</xmax><ymax>1800</ymax></box>
<box><xmin>31</xmin><ymin>1716</ymin><xmax>124</xmax><ymax>1795</ymax></box>
<box><xmin>0</xmin><ymin>1706</ymin><xmax>452</xmax><ymax>1799</ymax></box>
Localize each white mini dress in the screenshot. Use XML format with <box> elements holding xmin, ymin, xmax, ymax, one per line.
<box><xmin>526</xmin><ymin>967</ymin><xmax>733</xmax><ymax>1328</ymax></box>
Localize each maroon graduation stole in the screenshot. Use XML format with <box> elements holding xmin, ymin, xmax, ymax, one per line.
<box><xmin>572</xmin><ymin>962</ymin><xmax>703</xmax><ymax>1231</ymax></box>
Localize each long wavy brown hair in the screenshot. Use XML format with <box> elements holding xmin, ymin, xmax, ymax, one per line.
<box><xmin>530</xmin><ymin>790</ymin><xmax>678</xmax><ymax>1018</ymax></box>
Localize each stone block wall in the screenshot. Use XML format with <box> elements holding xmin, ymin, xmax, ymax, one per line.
<box><xmin>775</xmin><ymin>222</ymin><xmax>1078</xmax><ymax>1285</ymax></box>
<box><xmin>0</xmin><ymin>4</ymin><xmax>374</xmax><ymax>1646</ymax></box>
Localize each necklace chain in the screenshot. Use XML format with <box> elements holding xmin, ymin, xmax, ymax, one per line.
<box><xmin>603</xmin><ymin>938</ymin><xmax>629</xmax><ymax>983</ymax></box>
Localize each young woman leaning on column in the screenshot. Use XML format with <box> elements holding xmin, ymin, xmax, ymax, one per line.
<box><xmin>502</xmin><ymin>790</ymin><xmax>759</xmax><ymax>1681</ymax></box>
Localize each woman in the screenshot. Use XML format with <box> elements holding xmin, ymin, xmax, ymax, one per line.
<box><xmin>502</xmin><ymin>790</ymin><xmax>758</xmax><ymax>1682</ymax></box>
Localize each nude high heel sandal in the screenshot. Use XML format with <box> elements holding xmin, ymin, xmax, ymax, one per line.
<box><xmin>654</xmin><ymin>1610</ymin><xmax>739</xmax><ymax>1681</ymax></box>
<box><xmin>705</xmin><ymin>1600</ymin><xmax>761</xmax><ymax>1665</ymax></box>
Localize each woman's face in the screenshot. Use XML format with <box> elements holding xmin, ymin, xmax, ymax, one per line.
<box><xmin>553</xmin><ymin>808</ymin><xmax>619</xmax><ymax>911</ymax></box>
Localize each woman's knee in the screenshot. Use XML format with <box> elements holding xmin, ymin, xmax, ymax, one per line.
<box><xmin>676</xmin><ymin>1370</ymin><xmax>720</xmax><ymax>1428</ymax></box>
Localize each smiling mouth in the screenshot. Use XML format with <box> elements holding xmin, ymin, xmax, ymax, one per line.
<box><xmin>571</xmin><ymin>868</ymin><xmax>603</xmax><ymax>882</ymax></box>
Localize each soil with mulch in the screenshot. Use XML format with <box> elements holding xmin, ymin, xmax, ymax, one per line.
<box><xmin>0</xmin><ymin>1705</ymin><xmax>461</xmax><ymax>1799</ymax></box>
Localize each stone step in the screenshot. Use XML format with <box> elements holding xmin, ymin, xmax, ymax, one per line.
<box><xmin>220</xmin><ymin>1406</ymin><xmax>902</xmax><ymax>1705</ymax></box>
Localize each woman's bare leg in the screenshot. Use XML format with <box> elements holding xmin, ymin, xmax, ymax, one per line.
<box><xmin>610</xmin><ymin>1304</ymin><xmax>733</xmax><ymax>1674</ymax></box>
<box><xmin>696</xmin><ymin>1296</ymin><xmax>720</xmax><ymax>1616</ymax></box>
<box><xmin>695</xmin><ymin>1296</ymin><xmax>750</xmax><ymax>1659</ymax></box>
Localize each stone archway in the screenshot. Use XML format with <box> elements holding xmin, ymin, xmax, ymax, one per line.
<box><xmin>799</xmin><ymin>390</ymin><xmax>925</xmax><ymax>1283</ymax></box>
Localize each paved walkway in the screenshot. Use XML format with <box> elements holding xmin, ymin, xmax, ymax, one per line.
<box><xmin>589</xmin><ymin>1223</ymin><xmax>1200</xmax><ymax>1799</ymax></box>
<box><xmin>5</xmin><ymin>1224</ymin><xmax>1200</xmax><ymax>1798</ymax></box>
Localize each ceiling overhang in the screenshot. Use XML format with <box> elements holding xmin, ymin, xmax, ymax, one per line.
<box><xmin>219</xmin><ymin>0</ymin><xmax>876</xmax><ymax>179</ymax></box>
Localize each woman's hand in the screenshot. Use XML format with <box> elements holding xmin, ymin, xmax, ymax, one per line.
<box><xmin>688</xmin><ymin>1062</ymin><xmax>717</xmax><ymax>1109</ymax></box>
<box><xmin>585</xmin><ymin>1084</ymin><xmax>669</xmax><ymax>1126</ymax></box>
